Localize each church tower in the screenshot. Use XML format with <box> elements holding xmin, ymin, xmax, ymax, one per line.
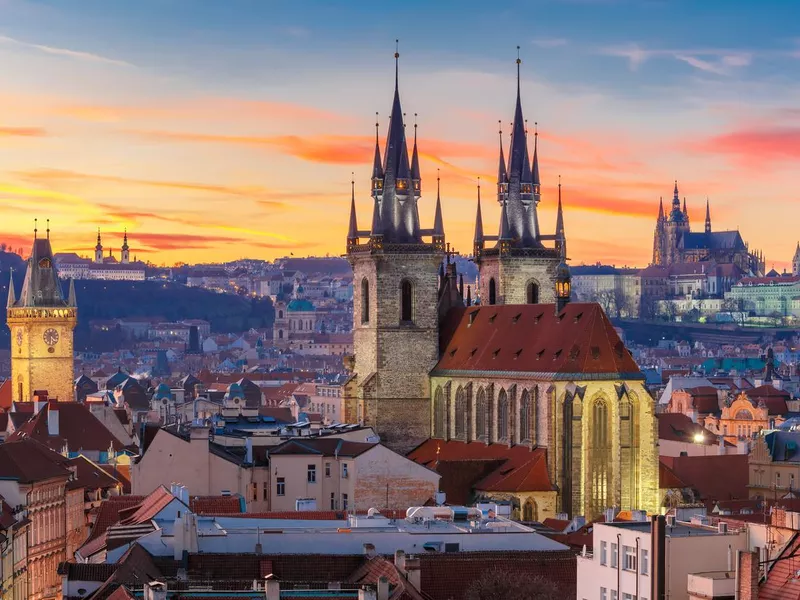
<box><xmin>664</xmin><ymin>181</ymin><xmax>690</xmax><ymax>265</ymax></box>
<box><xmin>7</xmin><ymin>224</ymin><xmax>77</xmax><ymax>403</ymax></box>
<box><xmin>474</xmin><ymin>51</ymin><xmax>561</xmax><ymax>305</ymax></box>
<box><xmin>345</xmin><ymin>48</ymin><xmax>445</xmax><ymax>453</ymax></box>
<box><xmin>652</xmin><ymin>197</ymin><xmax>666</xmax><ymax>265</ymax></box>
<box><xmin>94</xmin><ymin>228</ymin><xmax>104</xmax><ymax>263</ymax></box>
<box><xmin>121</xmin><ymin>229</ymin><xmax>130</xmax><ymax>264</ymax></box>
<box><xmin>793</xmin><ymin>243</ymin><xmax>800</xmax><ymax>276</ymax></box>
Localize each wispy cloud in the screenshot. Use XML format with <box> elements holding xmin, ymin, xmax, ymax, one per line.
<box><xmin>0</xmin><ymin>126</ymin><xmax>46</xmax><ymax>137</ymax></box>
<box><xmin>693</xmin><ymin>125</ymin><xmax>800</xmax><ymax>166</ymax></box>
<box><xmin>601</xmin><ymin>43</ymin><xmax>752</xmax><ymax>75</ymax></box>
<box><xmin>0</xmin><ymin>34</ymin><xmax>132</xmax><ymax>67</ymax></box>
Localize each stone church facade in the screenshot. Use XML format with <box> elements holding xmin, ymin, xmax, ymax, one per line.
<box><xmin>344</xmin><ymin>51</ymin><xmax>658</xmax><ymax>518</ymax></box>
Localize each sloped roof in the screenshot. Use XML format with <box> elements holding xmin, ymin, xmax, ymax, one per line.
<box><xmin>0</xmin><ymin>379</ymin><xmax>11</xmax><ymax>411</ymax></box>
<box><xmin>408</xmin><ymin>440</ymin><xmax>554</xmax><ymax>501</ymax></box>
<box><xmin>0</xmin><ymin>438</ymin><xmax>71</xmax><ymax>483</ymax></box>
<box><xmin>657</xmin><ymin>413</ymin><xmax>721</xmax><ymax>445</ymax></box>
<box><xmin>66</xmin><ymin>455</ymin><xmax>122</xmax><ymax>491</ymax></box>
<box><xmin>760</xmin><ymin>533</ymin><xmax>800</xmax><ymax>600</ymax></box>
<box><xmin>681</xmin><ymin>386</ymin><xmax>721</xmax><ymax>414</ymax></box>
<box><xmin>659</xmin><ymin>461</ymin><xmax>688</xmax><ymax>489</ymax></box>
<box><xmin>7</xmin><ymin>401</ymin><xmax>125</xmax><ymax>453</ymax></box>
<box><xmin>269</xmin><ymin>438</ymin><xmax>376</xmax><ymax>458</ymax></box>
<box><xmin>660</xmin><ymin>455</ymin><xmax>749</xmax><ymax>502</ymax></box>
<box><xmin>748</xmin><ymin>385</ymin><xmax>790</xmax><ymax>415</ymax></box>
<box><xmin>680</xmin><ymin>230</ymin><xmax>745</xmax><ymax>251</ymax></box>
<box><xmin>435</xmin><ymin>303</ymin><xmax>642</xmax><ymax>379</ymax></box>
<box><xmin>763</xmin><ymin>431</ymin><xmax>800</xmax><ymax>463</ymax></box>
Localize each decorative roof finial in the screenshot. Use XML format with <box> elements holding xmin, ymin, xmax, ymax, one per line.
<box><xmin>46</xmin><ymin>219</ymin><xmax>50</xmax><ymax>239</ymax></box>
<box><xmin>394</xmin><ymin>39</ymin><xmax>400</xmax><ymax>89</ymax></box>
<box><xmin>516</xmin><ymin>45</ymin><xmax>521</xmax><ymax>93</ymax></box>
<box><xmin>34</xmin><ymin>218</ymin><xmax>38</xmax><ymax>239</ymax></box>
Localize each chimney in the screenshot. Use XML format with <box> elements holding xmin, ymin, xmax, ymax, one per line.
<box><xmin>394</xmin><ymin>550</ymin><xmax>406</xmax><ymax>573</ymax></box>
<box><xmin>264</xmin><ymin>576</ymin><xmax>280</xmax><ymax>600</ymax></box>
<box><xmin>737</xmin><ymin>549</ymin><xmax>760</xmax><ymax>600</ymax></box>
<box><xmin>33</xmin><ymin>390</ymin><xmax>49</xmax><ymax>413</ymax></box>
<box><xmin>363</xmin><ymin>543</ymin><xmax>377</xmax><ymax>559</ymax></box>
<box><xmin>47</xmin><ymin>403</ymin><xmax>59</xmax><ymax>437</ymax></box>
<box><xmin>651</xmin><ymin>515</ymin><xmax>666</xmax><ymax>600</ymax></box>
<box><xmin>144</xmin><ymin>582</ymin><xmax>167</xmax><ymax>600</ymax></box>
<box><xmin>190</xmin><ymin>425</ymin><xmax>210</xmax><ymax>443</ymax></box>
<box><xmin>377</xmin><ymin>577</ymin><xmax>390</xmax><ymax>600</ymax></box>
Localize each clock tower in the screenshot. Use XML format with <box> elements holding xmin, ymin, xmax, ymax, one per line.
<box><xmin>7</xmin><ymin>227</ymin><xmax>77</xmax><ymax>403</ymax></box>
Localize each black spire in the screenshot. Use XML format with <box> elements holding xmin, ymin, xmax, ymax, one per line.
<box><xmin>555</xmin><ymin>175</ymin><xmax>566</xmax><ymax>258</ymax></box>
<box><xmin>532</xmin><ymin>123</ymin><xmax>541</xmax><ymax>201</ymax></box>
<box><xmin>705</xmin><ymin>197</ymin><xmax>711</xmax><ymax>234</ymax></box>
<box><xmin>411</xmin><ymin>113</ymin><xmax>421</xmax><ymax>194</ymax></box>
<box><xmin>474</xmin><ymin>179</ymin><xmax>484</xmax><ymax>246</ymax></box>
<box><xmin>432</xmin><ymin>169</ymin><xmax>444</xmax><ymax>248</ymax></box>
<box><xmin>347</xmin><ymin>174</ymin><xmax>358</xmax><ymax>246</ymax></box>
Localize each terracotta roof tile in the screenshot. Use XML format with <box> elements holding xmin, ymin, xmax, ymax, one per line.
<box><xmin>418</xmin><ymin>551</ymin><xmax>576</xmax><ymax>600</ymax></box>
<box><xmin>190</xmin><ymin>496</ymin><xmax>243</xmax><ymax>515</ymax></box>
<box><xmin>760</xmin><ymin>533</ymin><xmax>800</xmax><ymax>600</ymax></box>
<box><xmin>435</xmin><ymin>303</ymin><xmax>641</xmax><ymax>379</ymax></box>
<box><xmin>659</xmin><ymin>461</ymin><xmax>688</xmax><ymax>489</ymax></box>
<box><xmin>83</xmin><ymin>495</ymin><xmax>145</xmax><ymax>545</ymax></box>
<box><xmin>542</xmin><ymin>518</ymin><xmax>571</xmax><ymax>532</ymax></box>
<box><xmin>660</xmin><ymin>455</ymin><xmax>749</xmax><ymax>502</ymax></box>
<box><xmin>269</xmin><ymin>438</ymin><xmax>376</xmax><ymax>458</ymax></box>
<box><xmin>0</xmin><ymin>438</ymin><xmax>71</xmax><ymax>483</ymax></box>
<box><xmin>658</xmin><ymin>413</ymin><xmax>721</xmax><ymax>445</ymax></box>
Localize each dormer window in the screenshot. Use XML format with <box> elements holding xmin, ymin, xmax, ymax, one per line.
<box><xmin>38</xmin><ymin>257</ymin><xmax>51</xmax><ymax>268</ymax></box>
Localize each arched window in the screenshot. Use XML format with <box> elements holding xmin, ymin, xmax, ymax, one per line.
<box><xmin>526</xmin><ymin>281</ymin><xmax>539</xmax><ymax>304</ymax></box>
<box><xmin>497</xmin><ymin>389</ymin><xmax>509</xmax><ymax>442</ymax></box>
<box><xmin>454</xmin><ymin>386</ymin><xmax>467</xmax><ymax>439</ymax></box>
<box><xmin>433</xmin><ymin>387</ymin><xmax>445</xmax><ymax>438</ymax></box>
<box><xmin>519</xmin><ymin>390</ymin><xmax>531</xmax><ymax>443</ymax></box>
<box><xmin>38</xmin><ymin>257</ymin><xmax>51</xmax><ymax>268</ymax></box>
<box><xmin>361</xmin><ymin>278</ymin><xmax>369</xmax><ymax>324</ymax></box>
<box><xmin>298</xmin><ymin>320</ymin><xmax>303</xmax><ymax>331</ymax></box>
<box><xmin>278</xmin><ymin>310</ymin><xmax>283</xmax><ymax>319</ymax></box>
<box><xmin>401</xmin><ymin>279</ymin><xmax>413</xmax><ymax>323</ymax></box>
<box><xmin>523</xmin><ymin>498</ymin><xmax>537</xmax><ymax>522</ymax></box>
<box><xmin>591</xmin><ymin>400</ymin><xmax>611</xmax><ymax>516</ymax></box>
<box><xmin>736</xmin><ymin>409</ymin><xmax>753</xmax><ymax>420</ymax></box>
<box><xmin>532</xmin><ymin>387</ymin><xmax>539</xmax><ymax>445</ymax></box>
<box><xmin>476</xmin><ymin>387</ymin><xmax>487</xmax><ymax>441</ymax></box>
<box><xmin>488</xmin><ymin>278</ymin><xmax>497</xmax><ymax>305</ymax></box>
<box><xmin>278</xmin><ymin>330</ymin><xmax>284</xmax><ymax>339</ymax></box>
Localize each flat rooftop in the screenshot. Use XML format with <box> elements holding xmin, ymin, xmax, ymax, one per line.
<box><xmin>602</xmin><ymin>520</ymin><xmax>734</xmax><ymax>538</ymax></box>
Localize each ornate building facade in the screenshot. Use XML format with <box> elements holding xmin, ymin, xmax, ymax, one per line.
<box><xmin>7</xmin><ymin>228</ymin><xmax>77</xmax><ymax>403</ymax></box>
<box><xmin>652</xmin><ymin>183</ymin><xmax>763</xmax><ymax>274</ymax></box>
<box><xmin>344</xmin><ymin>52</ymin><xmax>658</xmax><ymax>519</ymax></box>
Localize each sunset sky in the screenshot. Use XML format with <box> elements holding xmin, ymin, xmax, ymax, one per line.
<box><xmin>1</xmin><ymin>0</ymin><xmax>799</xmax><ymax>267</ymax></box>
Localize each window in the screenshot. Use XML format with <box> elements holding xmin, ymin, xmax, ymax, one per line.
<box><xmin>623</xmin><ymin>594</ymin><xmax>636</xmax><ymax>600</ymax></box>
<box><xmin>342</xmin><ymin>463</ymin><xmax>349</xmax><ymax>478</ymax></box>
<box><xmin>263</xmin><ymin>484</ymin><xmax>268</xmax><ymax>501</ymax></box>
<box><xmin>276</xmin><ymin>477</ymin><xmax>285</xmax><ymax>496</ymax></box>
<box><xmin>307</xmin><ymin>464</ymin><xmax>317</xmax><ymax>483</ymax></box>
<box><xmin>526</xmin><ymin>281</ymin><xmax>539</xmax><ymax>304</ymax></box>
<box><xmin>325</xmin><ymin>463</ymin><xmax>331</xmax><ymax>477</ymax></box>
<box><xmin>611</xmin><ymin>543</ymin><xmax>618</xmax><ymax>568</ymax></box>
<box><xmin>330</xmin><ymin>493</ymin><xmax>336</xmax><ymax>510</ymax></box>
<box><xmin>601</xmin><ymin>588</ymin><xmax>607</xmax><ymax>600</ymax></box>
<box><xmin>641</xmin><ymin>548</ymin><xmax>649</xmax><ymax>575</ymax></box>
<box><xmin>251</xmin><ymin>483</ymin><xmax>258</xmax><ymax>502</ymax></box>
<box><xmin>792</xmin><ymin>474</ymin><xmax>796</xmax><ymax>490</ymax></box>
<box><xmin>497</xmin><ymin>389</ymin><xmax>509</xmax><ymax>441</ymax></box>
<box><xmin>623</xmin><ymin>545</ymin><xmax>637</xmax><ymax>571</ymax></box>
<box><xmin>342</xmin><ymin>493</ymin><xmax>349</xmax><ymax>511</ymax></box>
<box><xmin>361</xmin><ymin>278</ymin><xmax>370</xmax><ymax>324</ymax></box>
<box><xmin>777</xmin><ymin>472</ymin><xmax>782</xmax><ymax>488</ymax></box>
<box><xmin>488</xmin><ymin>278</ymin><xmax>496</xmax><ymax>305</ymax></box>
<box><xmin>600</xmin><ymin>541</ymin><xmax>607</xmax><ymax>566</ymax></box>
<box><xmin>433</xmin><ymin>387</ymin><xmax>445</xmax><ymax>438</ymax></box>
<box><xmin>400</xmin><ymin>279</ymin><xmax>413</xmax><ymax>323</ymax></box>
<box><xmin>610</xmin><ymin>591</ymin><xmax>618</xmax><ymax>600</ymax></box>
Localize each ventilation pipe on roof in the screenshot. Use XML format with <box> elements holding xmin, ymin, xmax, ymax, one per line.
<box><xmin>264</xmin><ymin>575</ymin><xmax>280</xmax><ymax>600</ymax></box>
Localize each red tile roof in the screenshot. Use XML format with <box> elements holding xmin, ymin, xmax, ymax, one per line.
<box><xmin>660</xmin><ymin>455</ymin><xmax>749</xmax><ymax>502</ymax></box>
<box><xmin>748</xmin><ymin>385</ymin><xmax>791</xmax><ymax>415</ymax></box>
<box><xmin>408</xmin><ymin>440</ymin><xmax>554</xmax><ymax>504</ymax></box>
<box><xmin>119</xmin><ymin>485</ymin><xmax>175</xmax><ymax>525</ymax></box>
<box><xmin>542</xmin><ymin>518</ymin><xmax>571</xmax><ymax>532</ymax></box>
<box><xmin>66</xmin><ymin>455</ymin><xmax>123</xmax><ymax>491</ymax></box>
<box><xmin>6</xmin><ymin>401</ymin><xmax>125</xmax><ymax>453</ymax></box>
<box><xmin>0</xmin><ymin>438</ymin><xmax>71</xmax><ymax>483</ymax></box>
<box><xmin>682</xmin><ymin>386</ymin><xmax>721</xmax><ymax>414</ymax></box>
<box><xmin>83</xmin><ymin>495</ymin><xmax>145</xmax><ymax>545</ymax></box>
<box><xmin>435</xmin><ymin>303</ymin><xmax>641</xmax><ymax>379</ymax></box>
<box><xmin>0</xmin><ymin>379</ymin><xmax>11</xmax><ymax>411</ymax></box>
<box><xmin>418</xmin><ymin>551</ymin><xmax>577</xmax><ymax>600</ymax></box>
<box><xmin>659</xmin><ymin>461</ymin><xmax>688</xmax><ymax>489</ymax></box>
<box><xmin>760</xmin><ymin>533</ymin><xmax>800</xmax><ymax>600</ymax></box>
<box><xmin>190</xmin><ymin>495</ymin><xmax>243</xmax><ymax>515</ymax></box>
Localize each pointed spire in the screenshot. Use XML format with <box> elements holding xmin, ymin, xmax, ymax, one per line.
<box><xmin>411</xmin><ymin>113</ymin><xmax>421</xmax><ymax>193</ymax></box>
<box><xmin>466</xmin><ymin>285</ymin><xmax>472</xmax><ymax>306</ymax></box>
<box><xmin>432</xmin><ymin>170</ymin><xmax>444</xmax><ymax>247</ymax></box>
<box><xmin>683</xmin><ymin>197</ymin><xmax>689</xmax><ymax>223</ymax></box>
<box><xmin>498</xmin><ymin>200</ymin><xmax>511</xmax><ymax>241</ymax></box>
<box><xmin>657</xmin><ymin>197</ymin><xmax>664</xmax><ymax>223</ymax></box>
<box><xmin>347</xmin><ymin>173</ymin><xmax>358</xmax><ymax>243</ymax></box>
<box><xmin>705</xmin><ymin>197</ymin><xmax>711</xmax><ymax>234</ymax></box>
<box><xmin>68</xmin><ymin>278</ymin><xmax>77</xmax><ymax>307</ymax></box>
<box><xmin>96</xmin><ymin>227</ymin><xmax>102</xmax><ymax>250</ymax></box>
<box><xmin>6</xmin><ymin>268</ymin><xmax>15</xmax><ymax>308</ymax></box>
<box><xmin>508</xmin><ymin>47</ymin><xmax>533</xmax><ymax>199</ymax></box>
<box><xmin>122</xmin><ymin>228</ymin><xmax>129</xmax><ymax>249</ymax></box>
<box><xmin>556</xmin><ymin>175</ymin><xmax>566</xmax><ymax>258</ymax></box>
<box><xmin>497</xmin><ymin>122</ymin><xmax>508</xmax><ymax>186</ymax></box>
<box><xmin>474</xmin><ymin>178</ymin><xmax>484</xmax><ymax>244</ymax></box>
<box><xmin>532</xmin><ymin>122</ymin><xmax>541</xmax><ymax>199</ymax></box>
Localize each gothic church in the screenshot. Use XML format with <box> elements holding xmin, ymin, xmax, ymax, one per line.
<box><xmin>344</xmin><ymin>52</ymin><xmax>658</xmax><ymax>519</ymax></box>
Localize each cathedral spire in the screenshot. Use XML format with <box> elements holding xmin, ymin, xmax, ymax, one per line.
<box><xmin>474</xmin><ymin>178</ymin><xmax>484</xmax><ymax>256</ymax></box>
<box><xmin>6</xmin><ymin>268</ymin><xmax>15</xmax><ymax>308</ymax></box>
<box><xmin>555</xmin><ymin>175</ymin><xmax>566</xmax><ymax>258</ymax></box>
<box><xmin>683</xmin><ymin>197</ymin><xmax>689</xmax><ymax>222</ymax></box>
<box><xmin>532</xmin><ymin>123</ymin><xmax>541</xmax><ymax>201</ymax></box>
<box><xmin>347</xmin><ymin>174</ymin><xmax>358</xmax><ymax>246</ymax></box>
<box><xmin>411</xmin><ymin>114</ymin><xmax>421</xmax><ymax>194</ymax></box>
<box><xmin>657</xmin><ymin>197</ymin><xmax>664</xmax><ymax>223</ymax></box>
<box><xmin>371</xmin><ymin>113</ymin><xmax>383</xmax><ymax>196</ymax></box>
<box><xmin>498</xmin><ymin>197</ymin><xmax>511</xmax><ymax>242</ymax></box>
<box><xmin>96</xmin><ymin>228</ymin><xmax>102</xmax><ymax>250</ymax></box>
<box><xmin>432</xmin><ymin>170</ymin><xmax>444</xmax><ymax>246</ymax></box>
<box><xmin>508</xmin><ymin>47</ymin><xmax>532</xmax><ymax>190</ymax></box>
<box><xmin>68</xmin><ymin>277</ymin><xmax>77</xmax><ymax>307</ymax></box>
<box><xmin>705</xmin><ymin>197</ymin><xmax>711</xmax><ymax>234</ymax></box>
<box><xmin>122</xmin><ymin>228</ymin><xmax>129</xmax><ymax>250</ymax></box>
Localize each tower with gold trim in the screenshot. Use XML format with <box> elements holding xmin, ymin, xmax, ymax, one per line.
<box><xmin>7</xmin><ymin>225</ymin><xmax>77</xmax><ymax>403</ymax></box>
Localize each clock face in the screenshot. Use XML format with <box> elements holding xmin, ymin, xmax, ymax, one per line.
<box><xmin>43</xmin><ymin>328</ymin><xmax>59</xmax><ymax>346</ymax></box>
<box><xmin>15</xmin><ymin>329</ymin><xmax>22</xmax><ymax>347</ymax></box>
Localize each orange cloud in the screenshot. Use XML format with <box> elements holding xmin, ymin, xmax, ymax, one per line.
<box><xmin>560</xmin><ymin>187</ymin><xmax>656</xmax><ymax>218</ymax></box>
<box><xmin>0</xmin><ymin>126</ymin><xmax>46</xmax><ymax>137</ymax></box>
<box><xmin>64</xmin><ymin>232</ymin><xmax>315</xmax><ymax>254</ymax></box>
<box><xmin>695</xmin><ymin>126</ymin><xmax>800</xmax><ymax>165</ymax></box>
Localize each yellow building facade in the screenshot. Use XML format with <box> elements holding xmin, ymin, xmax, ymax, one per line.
<box><xmin>7</xmin><ymin>233</ymin><xmax>77</xmax><ymax>403</ymax></box>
